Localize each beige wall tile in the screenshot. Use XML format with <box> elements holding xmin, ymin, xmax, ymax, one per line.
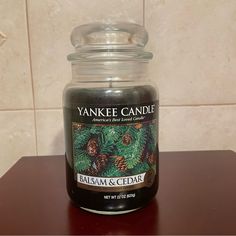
<box><xmin>159</xmin><ymin>105</ymin><xmax>236</xmax><ymax>152</ymax></box>
<box><xmin>35</xmin><ymin>105</ymin><xmax>236</xmax><ymax>157</ymax></box>
<box><xmin>27</xmin><ymin>0</ymin><xmax>143</xmax><ymax>108</ymax></box>
<box><xmin>146</xmin><ymin>0</ymin><xmax>236</xmax><ymax>105</ymax></box>
<box><xmin>36</xmin><ymin>109</ymin><xmax>64</xmax><ymax>155</ymax></box>
<box><xmin>0</xmin><ymin>111</ymin><xmax>36</xmax><ymax>177</ymax></box>
<box><xmin>0</xmin><ymin>0</ymin><xmax>33</xmax><ymax>109</ymax></box>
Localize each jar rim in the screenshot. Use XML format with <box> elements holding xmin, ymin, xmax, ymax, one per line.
<box><xmin>67</xmin><ymin>49</ymin><xmax>153</xmax><ymax>62</ymax></box>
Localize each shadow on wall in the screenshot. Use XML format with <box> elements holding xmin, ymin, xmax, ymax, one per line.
<box><xmin>51</xmin><ymin>128</ymin><xmax>65</xmax><ymax>155</ymax></box>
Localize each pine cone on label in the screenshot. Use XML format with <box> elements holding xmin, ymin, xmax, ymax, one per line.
<box><xmin>95</xmin><ymin>154</ymin><xmax>108</xmax><ymax>172</ymax></box>
<box><xmin>85</xmin><ymin>154</ymin><xmax>108</xmax><ymax>176</ymax></box>
<box><xmin>147</xmin><ymin>153</ymin><xmax>156</xmax><ymax>165</ymax></box>
<box><xmin>72</xmin><ymin>123</ymin><xmax>84</xmax><ymax>130</ymax></box>
<box><xmin>122</xmin><ymin>133</ymin><xmax>132</xmax><ymax>145</ymax></box>
<box><xmin>134</xmin><ymin>123</ymin><xmax>143</xmax><ymax>129</ymax></box>
<box><xmin>115</xmin><ymin>156</ymin><xmax>127</xmax><ymax>172</ymax></box>
<box><xmin>85</xmin><ymin>166</ymin><xmax>98</xmax><ymax>176</ymax></box>
<box><xmin>86</xmin><ymin>138</ymin><xmax>99</xmax><ymax>156</ymax></box>
<box><xmin>141</xmin><ymin>148</ymin><xmax>147</xmax><ymax>162</ymax></box>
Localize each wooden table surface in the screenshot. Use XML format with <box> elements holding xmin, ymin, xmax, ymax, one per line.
<box><xmin>0</xmin><ymin>151</ymin><xmax>236</xmax><ymax>235</ymax></box>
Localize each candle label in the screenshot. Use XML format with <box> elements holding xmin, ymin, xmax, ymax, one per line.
<box><xmin>71</xmin><ymin>102</ymin><xmax>158</xmax><ymax>192</ymax></box>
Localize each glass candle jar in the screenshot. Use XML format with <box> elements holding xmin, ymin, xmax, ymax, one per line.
<box><xmin>63</xmin><ymin>22</ymin><xmax>159</xmax><ymax>215</ymax></box>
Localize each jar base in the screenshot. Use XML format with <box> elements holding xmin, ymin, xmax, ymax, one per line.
<box><xmin>80</xmin><ymin>206</ymin><xmax>141</xmax><ymax>215</ymax></box>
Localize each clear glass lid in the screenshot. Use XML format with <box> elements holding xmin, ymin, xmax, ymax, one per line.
<box><xmin>67</xmin><ymin>22</ymin><xmax>153</xmax><ymax>62</ymax></box>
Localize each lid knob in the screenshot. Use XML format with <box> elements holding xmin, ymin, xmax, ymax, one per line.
<box><xmin>71</xmin><ymin>22</ymin><xmax>148</xmax><ymax>48</ymax></box>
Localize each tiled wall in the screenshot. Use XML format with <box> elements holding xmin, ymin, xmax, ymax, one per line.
<box><xmin>0</xmin><ymin>0</ymin><xmax>235</xmax><ymax>176</ymax></box>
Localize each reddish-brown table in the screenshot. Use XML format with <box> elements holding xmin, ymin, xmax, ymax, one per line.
<box><xmin>0</xmin><ymin>151</ymin><xmax>236</xmax><ymax>235</ymax></box>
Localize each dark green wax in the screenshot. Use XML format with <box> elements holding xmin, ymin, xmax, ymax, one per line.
<box><xmin>63</xmin><ymin>85</ymin><xmax>159</xmax><ymax>212</ymax></box>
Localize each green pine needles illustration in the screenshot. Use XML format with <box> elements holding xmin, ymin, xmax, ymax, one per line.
<box><xmin>72</xmin><ymin>122</ymin><xmax>157</xmax><ymax>177</ymax></box>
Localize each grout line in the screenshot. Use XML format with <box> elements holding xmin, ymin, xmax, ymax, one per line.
<box><xmin>159</xmin><ymin>103</ymin><xmax>236</xmax><ymax>108</ymax></box>
<box><xmin>0</xmin><ymin>107</ymin><xmax>62</xmax><ymax>112</ymax></box>
<box><xmin>1</xmin><ymin>103</ymin><xmax>236</xmax><ymax>113</ymax></box>
<box><xmin>25</xmin><ymin>0</ymin><xmax>38</xmax><ymax>156</ymax></box>
<box><xmin>35</xmin><ymin>107</ymin><xmax>62</xmax><ymax>111</ymax></box>
<box><xmin>0</xmin><ymin>107</ymin><xmax>63</xmax><ymax>111</ymax></box>
<box><xmin>0</xmin><ymin>108</ymin><xmax>34</xmax><ymax>111</ymax></box>
<box><xmin>143</xmin><ymin>0</ymin><xmax>145</xmax><ymax>27</ymax></box>
<box><xmin>0</xmin><ymin>108</ymin><xmax>62</xmax><ymax>112</ymax></box>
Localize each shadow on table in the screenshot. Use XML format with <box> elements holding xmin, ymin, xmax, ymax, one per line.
<box><xmin>67</xmin><ymin>198</ymin><xmax>159</xmax><ymax>235</ymax></box>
